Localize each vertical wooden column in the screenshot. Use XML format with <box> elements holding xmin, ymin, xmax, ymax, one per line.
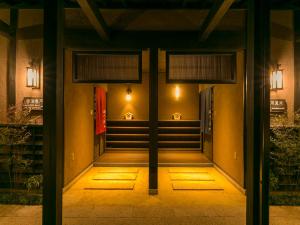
<box><xmin>149</xmin><ymin>48</ymin><xmax>158</xmax><ymax>194</ymax></box>
<box><xmin>294</xmin><ymin>11</ymin><xmax>300</xmax><ymax>112</ymax></box>
<box><xmin>43</xmin><ymin>0</ymin><xmax>64</xmax><ymax>225</ymax></box>
<box><xmin>7</xmin><ymin>8</ymin><xmax>17</xmax><ymax>106</ymax></box>
<box><xmin>246</xmin><ymin>0</ymin><xmax>270</xmax><ymax>225</ymax></box>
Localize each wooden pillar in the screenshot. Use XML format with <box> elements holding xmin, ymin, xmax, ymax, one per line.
<box><xmin>294</xmin><ymin>10</ymin><xmax>300</xmax><ymax>113</ymax></box>
<box><xmin>7</xmin><ymin>8</ymin><xmax>17</xmax><ymax>106</ymax></box>
<box><xmin>43</xmin><ymin>0</ymin><xmax>64</xmax><ymax>225</ymax></box>
<box><xmin>246</xmin><ymin>0</ymin><xmax>270</xmax><ymax>225</ymax></box>
<box><xmin>149</xmin><ymin>48</ymin><xmax>158</xmax><ymax>194</ymax></box>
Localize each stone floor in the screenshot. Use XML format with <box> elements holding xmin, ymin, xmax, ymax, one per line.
<box><xmin>0</xmin><ymin>167</ymin><xmax>299</xmax><ymax>225</ymax></box>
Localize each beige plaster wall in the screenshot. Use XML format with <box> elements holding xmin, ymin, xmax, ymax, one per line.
<box><xmin>199</xmin><ymin>50</ymin><xmax>245</xmax><ymax>188</ymax></box>
<box><xmin>158</xmin><ymin>50</ymin><xmax>199</xmax><ymax>120</ymax></box>
<box><xmin>64</xmin><ymin>49</ymin><xmax>94</xmax><ymax>186</ymax></box>
<box><xmin>107</xmin><ymin>50</ymin><xmax>149</xmax><ymax>120</ymax></box>
<box><xmin>270</xmin><ymin>11</ymin><xmax>295</xmax><ymax>121</ymax></box>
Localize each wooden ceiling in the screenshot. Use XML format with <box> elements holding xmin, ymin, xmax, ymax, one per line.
<box><xmin>1</xmin><ymin>0</ymin><xmax>300</xmax><ymax>9</ymax></box>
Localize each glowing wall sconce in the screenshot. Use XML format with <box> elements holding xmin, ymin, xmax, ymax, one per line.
<box><xmin>175</xmin><ymin>85</ymin><xmax>180</xmax><ymax>100</ymax></box>
<box><xmin>125</xmin><ymin>87</ymin><xmax>132</xmax><ymax>101</ymax></box>
<box><xmin>270</xmin><ymin>64</ymin><xmax>283</xmax><ymax>90</ymax></box>
<box><xmin>26</xmin><ymin>62</ymin><xmax>40</xmax><ymax>89</ymax></box>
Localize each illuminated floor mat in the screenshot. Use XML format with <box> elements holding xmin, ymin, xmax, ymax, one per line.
<box><xmin>96</xmin><ymin>168</ymin><xmax>139</xmax><ymax>173</ymax></box>
<box><xmin>172</xmin><ymin>181</ymin><xmax>224</xmax><ymax>190</ymax></box>
<box><xmin>168</xmin><ymin>168</ymin><xmax>208</xmax><ymax>173</ymax></box>
<box><xmin>84</xmin><ymin>181</ymin><xmax>135</xmax><ymax>190</ymax></box>
<box><xmin>170</xmin><ymin>173</ymin><xmax>214</xmax><ymax>181</ymax></box>
<box><xmin>93</xmin><ymin>173</ymin><xmax>137</xmax><ymax>180</ymax></box>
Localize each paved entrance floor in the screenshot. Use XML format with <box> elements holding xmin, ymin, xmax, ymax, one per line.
<box><xmin>0</xmin><ymin>167</ymin><xmax>299</xmax><ymax>225</ymax></box>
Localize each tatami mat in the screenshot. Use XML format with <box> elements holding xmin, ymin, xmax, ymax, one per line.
<box><xmin>172</xmin><ymin>181</ymin><xmax>224</xmax><ymax>190</ymax></box>
<box><xmin>93</xmin><ymin>173</ymin><xmax>137</xmax><ymax>180</ymax></box>
<box><xmin>170</xmin><ymin>173</ymin><xmax>214</xmax><ymax>181</ymax></box>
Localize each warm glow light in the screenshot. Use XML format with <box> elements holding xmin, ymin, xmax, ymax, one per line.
<box><xmin>270</xmin><ymin>68</ymin><xmax>283</xmax><ymax>90</ymax></box>
<box><xmin>26</xmin><ymin>67</ymin><xmax>40</xmax><ymax>89</ymax></box>
<box><xmin>126</xmin><ymin>88</ymin><xmax>132</xmax><ymax>101</ymax></box>
<box><xmin>175</xmin><ymin>85</ymin><xmax>180</xmax><ymax>100</ymax></box>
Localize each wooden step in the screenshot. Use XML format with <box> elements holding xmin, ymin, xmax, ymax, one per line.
<box><xmin>106</xmin><ymin>133</ymin><xmax>149</xmax><ymax>141</ymax></box>
<box><xmin>107</xmin><ymin>120</ymin><xmax>149</xmax><ymax>127</ymax></box>
<box><xmin>158</xmin><ymin>134</ymin><xmax>200</xmax><ymax>141</ymax></box>
<box><xmin>158</xmin><ymin>141</ymin><xmax>200</xmax><ymax>148</ymax></box>
<box><xmin>106</xmin><ymin>141</ymin><xmax>149</xmax><ymax>148</ymax></box>
<box><xmin>107</xmin><ymin>126</ymin><xmax>149</xmax><ymax>134</ymax></box>
<box><xmin>158</xmin><ymin>127</ymin><xmax>200</xmax><ymax>134</ymax></box>
<box><xmin>158</xmin><ymin>148</ymin><xmax>202</xmax><ymax>151</ymax></box>
<box><xmin>158</xmin><ymin>120</ymin><xmax>200</xmax><ymax>127</ymax></box>
<box><xmin>105</xmin><ymin>148</ymin><xmax>149</xmax><ymax>152</ymax></box>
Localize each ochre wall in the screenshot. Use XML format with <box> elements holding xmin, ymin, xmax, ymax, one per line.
<box><xmin>107</xmin><ymin>50</ymin><xmax>149</xmax><ymax>120</ymax></box>
<box><xmin>64</xmin><ymin>49</ymin><xmax>94</xmax><ymax>186</ymax></box>
<box><xmin>158</xmin><ymin>50</ymin><xmax>199</xmax><ymax>120</ymax></box>
<box><xmin>271</xmin><ymin>11</ymin><xmax>295</xmax><ymax>122</ymax></box>
<box><xmin>199</xmin><ymin>50</ymin><xmax>245</xmax><ymax>188</ymax></box>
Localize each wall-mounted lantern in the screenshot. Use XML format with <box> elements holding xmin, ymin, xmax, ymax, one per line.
<box><xmin>270</xmin><ymin>64</ymin><xmax>283</xmax><ymax>90</ymax></box>
<box><xmin>26</xmin><ymin>62</ymin><xmax>40</xmax><ymax>89</ymax></box>
<box><xmin>125</xmin><ymin>87</ymin><xmax>132</xmax><ymax>101</ymax></box>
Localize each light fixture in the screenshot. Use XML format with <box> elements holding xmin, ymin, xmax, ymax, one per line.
<box><xmin>175</xmin><ymin>85</ymin><xmax>180</xmax><ymax>100</ymax></box>
<box><xmin>270</xmin><ymin>64</ymin><xmax>283</xmax><ymax>90</ymax></box>
<box><xmin>26</xmin><ymin>61</ymin><xmax>40</xmax><ymax>89</ymax></box>
<box><xmin>125</xmin><ymin>87</ymin><xmax>132</xmax><ymax>101</ymax></box>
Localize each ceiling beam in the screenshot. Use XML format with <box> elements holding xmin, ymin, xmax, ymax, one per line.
<box><xmin>77</xmin><ymin>0</ymin><xmax>110</xmax><ymax>41</ymax></box>
<box><xmin>199</xmin><ymin>0</ymin><xmax>235</xmax><ymax>41</ymax></box>
<box><xmin>0</xmin><ymin>19</ymin><xmax>10</xmax><ymax>38</ymax></box>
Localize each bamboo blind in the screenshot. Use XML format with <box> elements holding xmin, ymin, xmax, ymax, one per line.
<box><xmin>168</xmin><ymin>54</ymin><xmax>235</xmax><ymax>82</ymax></box>
<box><xmin>73</xmin><ymin>53</ymin><xmax>140</xmax><ymax>82</ymax></box>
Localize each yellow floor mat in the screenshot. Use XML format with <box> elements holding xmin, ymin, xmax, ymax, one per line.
<box><xmin>93</xmin><ymin>173</ymin><xmax>137</xmax><ymax>180</ymax></box>
<box><xmin>172</xmin><ymin>181</ymin><xmax>224</xmax><ymax>190</ymax></box>
<box><xmin>170</xmin><ymin>173</ymin><xmax>214</xmax><ymax>181</ymax></box>
<box><xmin>96</xmin><ymin>168</ymin><xmax>139</xmax><ymax>173</ymax></box>
<box><xmin>84</xmin><ymin>181</ymin><xmax>135</xmax><ymax>190</ymax></box>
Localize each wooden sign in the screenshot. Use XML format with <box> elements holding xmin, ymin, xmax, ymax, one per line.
<box><xmin>270</xmin><ymin>99</ymin><xmax>287</xmax><ymax>114</ymax></box>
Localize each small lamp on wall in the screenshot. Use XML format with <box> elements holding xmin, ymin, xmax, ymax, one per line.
<box><xmin>26</xmin><ymin>62</ymin><xmax>40</xmax><ymax>89</ymax></box>
<box><xmin>125</xmin><ymin>87</ymin><xmax>132</xmax><ymax>101</ymax></box>
<box><xmin>270</xmin><ymin>64</ymin><xmax>283</xmax><ymax>90</ymax></box>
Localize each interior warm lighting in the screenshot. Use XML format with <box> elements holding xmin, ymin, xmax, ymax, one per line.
<box><xmin>175</xmin><ymin>85</ymin><xmax>180</xmax><ymax>100</ymax></box>
<box><xmin>270</xmin><ymin>64</ymin><xmax>283</xmax><ymax>90</ymax></box>
<box><xmin>26</xmin><ymin>65</ymin><xmax>40</xmax><ymax>89</ymax></box>
<box><xmin>125</xmin><ymin>87</ymin><xmax>132</xmax><ymax>101</ymax></box>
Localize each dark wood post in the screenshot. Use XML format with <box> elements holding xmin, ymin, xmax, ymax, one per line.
<box><xmin>7</xmin><ymin>8</ymin><xmax>17</xmax><ymax>106</ymax></box>
<box><xmin>43</xmin><ymin>0</ymin><xmax>64</xmax><ymax>225</ymax></box>
<box><xmin>149</xmin><ymin>48</ymin><xmax>158</xmax><ymax>194</ymax></box>
<box><xmin>246</xmin><ymin>0</ymin><xmax>270</xmax><ymax>225</ymax></box>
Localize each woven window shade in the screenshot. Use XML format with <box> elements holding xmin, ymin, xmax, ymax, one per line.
<box><xmin>167</xmin><ymin>53</ymin><xmax>236</xmax><ymax>83</ymax></box>
<box><xmin>73</xmin><ymin>52</ymin><xmax>141</xmax><ymax>82</ymax></box>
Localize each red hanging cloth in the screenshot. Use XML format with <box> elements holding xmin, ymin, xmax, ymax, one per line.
<box><xmin>95</xmin><ymin>87</ymin><xmax>106</xmax><ymax>135</ymax></box>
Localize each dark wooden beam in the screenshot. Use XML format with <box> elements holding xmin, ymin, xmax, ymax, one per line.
<box><xmin>77</xmin><ymin>0</ymin><xmax>110</xmax><ymax>41</ymax></box>
<box><xmin>246</xmin><ymin>0</ymin><xmax>270</xmax><ymax>225</ymax></box>
<box><xmin>7</xmin><ymin>9</ymin><xmax>18</xmax><ymax>107</ymax></box>
<box><xmin>43</xmin><ymin>0</ymin><xmax>64</xmax><ymax>225</ymax></box>
<box><xmin>294</xmin><ymin>11</ymin><xmax>300</xmax><ymax>112</ymax></box>
<box><xmin>64</xmin><ymin>30</ymin><xmax>245</xmax><ymax>49</ymax></box>
<box><xmin>149</xmin><ymin>47</ymin><xmax>158</xmax><ymax>195</ymax></box>
<box><xmin>199</xmin><ymin>0</ymin><xmax>235</xmax><ymax>41</ymax></box>
<box><xmin>0</xmin><ymin>19</ymin><xmax>10</xmax><ymax>38</ymax></box>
